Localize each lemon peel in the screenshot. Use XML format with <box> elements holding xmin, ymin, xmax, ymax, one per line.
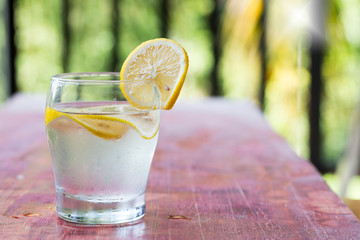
<box><xmin>120</xmin><ymin>38</ymin><xmax>188</xmax><ymax>110</ymax></box>
<box><xmin>45</xmin><ymin>107</ymin><xmax>159</xmax><ymax>140</ymax></box>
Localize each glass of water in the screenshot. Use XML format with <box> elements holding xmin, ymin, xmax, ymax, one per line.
<box><xmin>45</xmin><ymin>72</ymin><xmax>160</xmax><ymax>224</ymax></box>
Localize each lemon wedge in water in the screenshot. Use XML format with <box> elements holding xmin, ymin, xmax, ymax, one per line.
<box><xmin>45</xmin><ymin>107</ymin><xmax>159</xmax><ymax>140</ymax></box>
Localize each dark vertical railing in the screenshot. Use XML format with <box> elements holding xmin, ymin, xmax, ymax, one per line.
<box><xmin>4</xmin><ymin>0</ymin><xmax>17</xmax><ymax>96</ymax></box>
<box><xmin>209</xmin><ymin>0</ymin><xmax>223</xmax><ymax>96</ymax></box>
<box><xmin>160</xmin><ymin>0</ymin><xmax>169</xmax><ymax>38</ymax></box>
<box><xmin>309</xmin><ymin>1</ymin><xmax>327</xmax><ymax>172</ymax></box>
<box><xmin>259</xmin><ymin>0</ymin><xmax>267</xmax><ymax>110</ymax></box>
<box><xmin>309</xmin><ymin>47</ymin><xmax>324</xmax><ymax>171</ymax></box>
<box><xmin>110</xmin><ymin>0</ymin><xmax>120</xmax><ymax>71</ymax></box>
<box><xmin>62</xmin><ymin>0</ymin><xmax>70</xmax><ymax>72</ymax></box>
<box><xmin>309</xmin><ymin>47</ymin><xmax>325</xmax><ymax>172</ymax></box>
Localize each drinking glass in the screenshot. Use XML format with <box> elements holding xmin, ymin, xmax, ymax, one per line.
<box><xmin>45</xmin><ymin>72</ymin><xmax>160</xmax><ymax>224</ymax></box>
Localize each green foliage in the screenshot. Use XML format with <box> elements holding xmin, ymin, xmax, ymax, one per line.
<box><xmin>15</xmin><ymin>0</ymin><xmax>63</xmax><ymax>93</ymax></box>
<box><xmin>119</xmin><ymin>0</ymin><xmax>161</xmax><ymax>63</ymax></box>
<box><xmin>170</xmin><ymin>0</ymin><xmax>213</xmax><ymax>97</ymax></box>
<box><xmin>8</xmin><ymin>0</ymin><xmax>213</xmax><ymax>99</ymax></box>
<box><xmin>323</xmin><ymin>173</ymin><xmax>360</xmax><ymax>199</ymax></box>
<box><xmin>1</xmin><ymin>0</ymin><xmax>360</xmax><ymax>171</ymax></box>
<box><xmin>320</xmin><ymin>0</ymin><xmax>360</xmax><ymax>167</ymax></box>
<box><xmin>67</xmin><ymin>0</ymin><xmax>114</xmax><ymax>72</ymax></box>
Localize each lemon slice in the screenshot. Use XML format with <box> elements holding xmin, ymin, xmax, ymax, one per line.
<box><xmin>120</xmin><ymin>38</ymin><xmax>189</xmax><ymax>110</ymax></box>
<box><xmin>45</xmin><ymin>107</ymin><xmax>159</xmax><ymax>140</ymax></box>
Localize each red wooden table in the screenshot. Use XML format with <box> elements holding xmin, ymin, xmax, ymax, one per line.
<box><xmin>1</xmin><ymin>94</ymin><xmax>359</xmax><ymax>239</ymax></box>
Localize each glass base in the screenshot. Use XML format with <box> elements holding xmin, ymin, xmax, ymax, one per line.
<box><xmin>56</xmin><ymin>190</ymin><xmax>146</xmax><ymax>225</ymax></box>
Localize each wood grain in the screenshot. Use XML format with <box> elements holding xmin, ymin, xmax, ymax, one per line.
<box><xmin>1</xmin><ymin>94</ymin><xmax>359</xmax><ymax>239</ymax></box>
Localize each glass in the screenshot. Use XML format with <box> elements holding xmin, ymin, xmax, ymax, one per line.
<box><xmin>45</xmin><ymin>72</ymin><xmax>161</xmax><ymax>224</ymax></box>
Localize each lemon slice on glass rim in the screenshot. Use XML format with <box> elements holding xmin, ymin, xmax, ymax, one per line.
<box><xmin>45</xmin><ymin>38</ymin><xmax>188</xmax><ymax>140</ymax></box>
<box><xmin>120</xmin><ymin>38</ymin><xmax>189</xmax><ymax>110</ymax></box>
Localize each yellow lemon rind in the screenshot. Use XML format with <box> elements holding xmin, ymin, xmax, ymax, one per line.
<box><xmin>120</xmin><ymin>38</ymin><xmax>189</xmax><ymax>110</ymax></box>
<box><xmin>45</xmin><ymin>107</ymin><xmax>159</xmax><ymax>140</ymax></box>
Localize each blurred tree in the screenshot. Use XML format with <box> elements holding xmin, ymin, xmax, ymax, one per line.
<box><xmin>62</xmin><ymin>0</ymin><xmax>70</xmax><ymax>72</ymax></box>
<box><xmin>259</xmin><ymin>0</ymin><xmax>267</xmax><ymax>109</ymax></box>
<box><xmin>262</xmin><ymin>0</ymin><xmax>311</xmax><ymax>160</ymax></box>
<box><xmin>1</xmin><ymin>0</ymin><xmax>359</xmax><ymax>172</ymax></box>
<box><xmin>1</xmin><ymin>0</ymin><xmax>17</xmax><ymax>99</ymax></box>
<box><xmin>159</xmin><ymin>0</ymin><xmax>169</xmax><ymax>38</ymax></box>
<box><xmin>221</xmin><ymin>0</ymin><xmax>263</xmax><ymax>101</ymax></box>
<box><xmin>309</xmin><ymin>0</ymin><xmax>327</xmax><ymax>172</ymax></box>
<box><xmin>322</xmin><ymin>0</ymin><xmax>360</xmax><ymax>168</ymax></box>
<box><xmin>110</xmin><ymin>0</ymin><xmax>120</xmax><ymax>71</ymax></box>
<box><xmin>208</xmin><ymin>0</ymin><xmax>225</xmax><ymax>96</ymax></box>
<box><xmin>169</xmin><ymin>0</ymin><xmax>213</xmax><ymax>97</ymax></box>
<box><xmin>16</xmin><ymin>0</ymin><xmax>63</xmax><ymax>92</ymax></box>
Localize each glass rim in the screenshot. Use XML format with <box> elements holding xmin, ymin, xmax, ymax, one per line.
<box><xmin>51</xmin><ymin>72</ymin><xmax>151</xmax><ymax>84</ymax></box>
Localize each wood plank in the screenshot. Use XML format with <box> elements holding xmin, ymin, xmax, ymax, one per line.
<box><xmin>0</xmin><ymin>94</ymin><xmax>359</xmax><ymax>239</ymax></box>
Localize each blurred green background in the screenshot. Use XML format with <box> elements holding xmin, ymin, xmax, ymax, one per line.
<box><xmin>1</xmin><ymin>0</ymin><xmax>360</xmax><ymax>197</ymax></box>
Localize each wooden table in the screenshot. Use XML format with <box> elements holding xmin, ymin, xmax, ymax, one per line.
<box><xmin>1</xmin><ymin>94</ymin><xmax>359</xmax><ymax>239</ymax></box>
